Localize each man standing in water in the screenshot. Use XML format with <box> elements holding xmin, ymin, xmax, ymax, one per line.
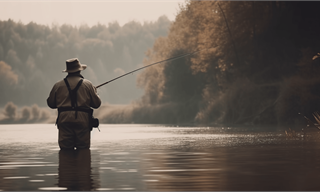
<box><xmin>47</xmin><ymin>58</ymin><xmax>101</xmax><ymax>150</ymax></box>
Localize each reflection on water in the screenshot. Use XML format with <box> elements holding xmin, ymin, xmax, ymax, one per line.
<box><xmin>1</xmin><ymin>124</ymin><xmax>320</xmax><ymax>190</ymax></box>
<box><xmin>142</xmin><ymin>146</ymin><xmax>320</xmax><ymax>191</ymax></box>
<box><xmin>58</xmin><ymin>149</ymin><xmax>94</xmax><ymax>191</ymax></box>
<box><xmin>142</xmin><ymin>151</ymin><xmax>224</xmax><ymax>191</ymax></box>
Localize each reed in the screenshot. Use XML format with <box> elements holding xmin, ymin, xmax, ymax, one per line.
<box><xmin>285</xmin><ymin>112</ymin><xmax>320</xmax><ymax>140</ymax></box>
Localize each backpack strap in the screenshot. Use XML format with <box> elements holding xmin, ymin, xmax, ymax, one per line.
<box><xmin>63</xmin><ymin>78</ymin><xmax>83</xmax><ymax>119</ymax></box>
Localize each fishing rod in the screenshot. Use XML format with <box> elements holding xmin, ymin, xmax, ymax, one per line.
<box><xmin>95</xmin><ymin>49</ymin><xmax>204</xmax><ymax>89</ymax></box>
<box><xmin>95</xmin><ymin>2</ymin><xmax>235</xmax><ymax>89</ymax></box>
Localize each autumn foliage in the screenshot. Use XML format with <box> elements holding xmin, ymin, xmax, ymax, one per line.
<box><xmin>101</xmin><ymin>1</ymin><xmax>320</xmax><ymax>127</ymax></box>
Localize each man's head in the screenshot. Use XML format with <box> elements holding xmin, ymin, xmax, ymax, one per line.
<box><xmin>63</xmin><ymin>58</ymin><xmax>87</xmax><ymax>73</ymax></box>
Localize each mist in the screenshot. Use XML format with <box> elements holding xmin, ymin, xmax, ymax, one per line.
<box><xmin>0</xmin><ymin>102</ymin><xmax>53</xmax><ymax>124</ymax></box>
<box><xmin>0</xmin><ymin>16</ymin><xmax>171</xmax><ymax>107</ymax></box>
<box><xmin>2</xmin><ymin>1</ymin><xmax>320</xmax><ymax>127</ymax></box>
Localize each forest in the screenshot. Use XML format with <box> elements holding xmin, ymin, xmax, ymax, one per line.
<box><xmin>0</xmin><ymin>15</ymin><xmax>171</xmax><ymax>105</ymax></box>
<box><xmin>98</xmin><ymin>1</ymin><xmax>320</xmax><ymax>128</ymax></box>
<box><xmin>1</xmin><ymin>1</ymin><xmax>320</xmax><ymax>127</ymax></box>
<box><xmin>0</xmin><ymin>16</ymin><xmax>171</xmax><ymax>123</ymax></box>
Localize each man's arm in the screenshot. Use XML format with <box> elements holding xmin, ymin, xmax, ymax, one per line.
<box><xmin>90</xmin><ymin>86</ymin><xmax>101</xmax><ymax>109</ymax></box>
<box><xmin>85</xmin><ymin>80</ymin><xmax>101</xmax><ymax>109</ymax></box>
<box><xmin>47</xmin><ymin>84</ymin><xmax>57</xmax><ymax>109</ymax></box>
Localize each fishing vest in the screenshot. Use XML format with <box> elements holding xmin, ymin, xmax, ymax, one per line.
<box><xmin>56</xmin><ymin>76</ymin><xmax>93</xmax><ymax>124</ymax></box>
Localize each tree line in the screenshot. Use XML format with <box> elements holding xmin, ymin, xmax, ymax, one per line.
<box><xmin>0</xmin><ymin>16</ymin><xmax>171</xmax><ymax>107</ymax></box>
<box><xmin>98</xmin><ymin>1</ymin><xmax>320</xmax><ymax>128</ymax></box>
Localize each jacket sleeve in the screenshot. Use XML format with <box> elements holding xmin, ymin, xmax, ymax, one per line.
<box><xmin>47</xmin><ymin>84</ymin><xmax>57</xmax><ymax>109</ymax></box>
<box><xmin>88</xmin><ymin>82</ymin><xmax>101</xmax><ymax>109</ymax></box>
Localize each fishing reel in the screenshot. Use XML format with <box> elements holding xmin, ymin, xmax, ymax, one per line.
<box><xmin>91</xmin><ymin>116</ymin><xmax>100</xmax><ymax>131</ymax></box>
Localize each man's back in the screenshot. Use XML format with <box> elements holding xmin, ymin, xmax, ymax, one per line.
<box><xmin>47</xmin><ymin>75</ymin><xmax>101</xmax><ymax>124</ymax></box>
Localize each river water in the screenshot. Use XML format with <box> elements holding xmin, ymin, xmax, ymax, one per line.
<box><xmin>0</xmin><ymin>124</ymin><xmax>320</xmax><ymax>191</ymax></box>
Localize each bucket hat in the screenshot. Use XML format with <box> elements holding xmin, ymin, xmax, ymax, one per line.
<box><xmin>63</xmin><ymin>58</ymin><xmax>87</xmax><ymax>73</ymax></box>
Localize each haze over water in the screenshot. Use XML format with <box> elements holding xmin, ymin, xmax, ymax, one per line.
<box><xmin>0</xmin><ymin>124</ymin><xmax>320</xmax><ymax>191</ymax></box>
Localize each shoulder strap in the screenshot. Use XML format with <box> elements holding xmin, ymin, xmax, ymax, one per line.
<box><xmin>63</xmin><ymin>78</ymin><xmax>83</xmax><ymax>91</ymax></box>
<box><xmin>63</xmin><ymin>78</ymin><xmax>83</xmax><ymax>119</ymax></box>
<box><xmin>64</xmin><ymin>78</ymin><xmax>71</xmax><ymax>92</ymax></box>
<box><xmin>74</xmin><ymin>79</ymin><xmax>83</xmax><ymax>92</ymax></box>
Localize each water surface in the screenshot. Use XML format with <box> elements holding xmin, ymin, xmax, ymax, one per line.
<box><xmin>0</xmin><ymin>124</ymin><xmax>319</xmax><ymax>191</ymax></box>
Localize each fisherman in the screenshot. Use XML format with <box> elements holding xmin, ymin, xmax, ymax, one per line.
<box><xmin>47</xmin><ymin>58</ymin><xmax>101</xmax><ymax>150</ymax></box>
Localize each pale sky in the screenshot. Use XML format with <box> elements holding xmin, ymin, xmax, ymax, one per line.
<box><xmin>0</xmin><ymin>0</ymin><xmax>185</xmax><ymax>27</ymax></box>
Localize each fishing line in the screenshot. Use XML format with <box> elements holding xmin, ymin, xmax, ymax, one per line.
<box><xmin>95</xmin><ymin>2</ymin><xmax>225</xmax><ymax>89</ymax></box>
<box><xmin>95</xmin><ymin>48</ymin><xmax>207</xmax><ymax>89</ymax></box>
